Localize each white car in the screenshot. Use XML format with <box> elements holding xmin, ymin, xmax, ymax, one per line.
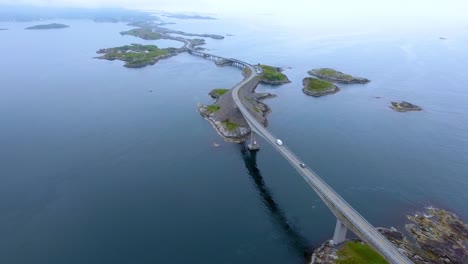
<box><xmin>276</xmin><ymin>139</ymin><xmax>283</xmax><ymax>146</ymax></box>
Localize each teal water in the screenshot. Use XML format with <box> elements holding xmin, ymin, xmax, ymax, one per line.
<box><xmin>0</xmin><ymin>18</ymin><xmax>467</xmax><ymax>263</ymax></box>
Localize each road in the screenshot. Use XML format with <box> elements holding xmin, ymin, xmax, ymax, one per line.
<box><xmin>231</xmin><ymin>64</ymin><xmax>413</xmax><ymax>264</ymax></box>
<box><xmin>185</xmin><ymin>43</ymin><xmax>412</xmax><ymax>263</ymax></box>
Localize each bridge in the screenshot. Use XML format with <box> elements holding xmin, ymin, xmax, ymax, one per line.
<box><xmin>186</xmin><ymin>45</ymin><xmax>413</xmax><ymax>264</ymax></box>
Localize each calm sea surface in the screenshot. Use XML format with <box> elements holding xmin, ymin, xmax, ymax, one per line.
<box><xmin>0</xmin><ymin>17</ymin><xmax>467</xmax><ymax>263</ymax></box>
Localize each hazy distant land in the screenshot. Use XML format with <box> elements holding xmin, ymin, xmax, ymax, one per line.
<box><xmin>161</xmin><ymin>13</ymin><xmax>216</xmax><ymax>20</ymax></box>
<box><xmin>25</xmin><ymin>23</ymin><xmax>69</xmax><ymax>30</ymax></box>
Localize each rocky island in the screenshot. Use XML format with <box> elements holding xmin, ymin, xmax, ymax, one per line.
<box><xmin>311</xmin><ymin>207</ymin><xmax>467</xmax><ymax>264</ymax></box>
<box><xmin>259</xmin><ymin>65</ymin><xmax>290</xmax><ymax>85</ymax></box>
<box><xmin>96</xmin><ymin>44</ymin><xmax>180</xmax><ymax>68</ymax></box>
<box><xmin>308</xmin><ymin>68</ymin><xmax>370</xmax><ymax>84</ymax></box>
<box><xmin>302</xmin><ymin>77</ymin><xmax>340</xmax><ymax>97</ymax></box>
<box><xmin>25</xmin><ymin>23</ymin><xmax>70</xmax><ymax>30</ymax></box>
<box><xmin>390</xmin><ymin>101</ymin><xmax>422</xmax><ymax>112</ymax></box>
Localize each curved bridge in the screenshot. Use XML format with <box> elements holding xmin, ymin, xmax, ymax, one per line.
<box><xmin>187</xmin><ymin>46</ymin><xmax>413</xmax><ymax>264</ymax></box>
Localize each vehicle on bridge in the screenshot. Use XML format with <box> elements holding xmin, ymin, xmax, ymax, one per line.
<box><xmin>300</xmin><ymin>163</ymin><xmax>306</xmax><ymax>168</ymax></box>
<box><xmin>276</xmin><ymin>139</ymin><xmax>283</xmax><ymax>146</ymax></box>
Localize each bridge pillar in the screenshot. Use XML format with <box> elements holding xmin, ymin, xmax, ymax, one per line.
<box><xmin>247</xmin><ymin>132</ymin><xmax>260</xmax><ymax>151</ymax></box>
<box><xmin>331</xmin><ymin>219</ymin><xmax>348</xmax><ymax>245</ymax></box>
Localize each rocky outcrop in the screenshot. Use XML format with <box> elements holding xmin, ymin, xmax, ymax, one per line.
<box><xmin>198</xmin><ymin>102</ymin><xmax>251</xmax><ymax>142</ymax></box>
<box><xmin>405</xmin><ymin>208</ymin><xmax>467</xmax><ymax>263</ymax></box>
<box><xmin>391</xmin><ymin>101</ymin><xmax>422</xmax><ymax>112</ymax></box>
<box><xmin>308</xmin><ymin>68</ymin><xmax>370</xmax><ymax>84</ymax></box>
<box><xmin>302</xmin><ymin>78</ymin><xmax>340</xmax><ymax>97</ymax></box>
<box><xmin>310</xmin><ymin>208</ymin><xmax>468</xmax><ymax>264</ymax></box>
<box><xmin>310</xmin><ymin>240</ymin><xmax>339</xmax><ymax>264</ymax></box>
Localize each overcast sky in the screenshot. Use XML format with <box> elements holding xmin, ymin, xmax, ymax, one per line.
<box><xmin>1</xmin><ymin>0</ymin><xmax>467</xmax><ymax>19</ymax></box>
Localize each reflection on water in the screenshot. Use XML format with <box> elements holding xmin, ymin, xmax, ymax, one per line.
<box><xmin>239</xmin><ymin>144</ymin><xmax>312</xmax><ymax>261</ymax></box>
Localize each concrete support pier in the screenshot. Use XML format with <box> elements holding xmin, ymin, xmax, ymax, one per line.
<box><xmin>332</xmin><ymin>219</ymin><xmax>348</xmax><ymax>245</ymax></box>
<box><xmin>247</xmin><ymin>132</ymin><xmax>260</xmax><ymax>151</ymax></box>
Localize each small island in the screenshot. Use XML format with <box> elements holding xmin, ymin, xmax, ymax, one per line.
<box><xmin>25</xmin><ymin>23</ymin><xmax>70</xmax><ymax>30</ymax></box>
<box><xmin>121</xmin><ymin>27</ymin><xmax>162</xmax><ymax>40</ymax></box>
<box><xmin>302</xmin><ymin>77</ymin><xmax>339</xmax><ymax>97</ymax></box>
<box><xmin>96</xmin><ymin>44</ymin><xmax>180</xmax><ymax>68</ymax></box>
<box><xmin>259</xmin><ymin>65</ymin><xmax>290</xmax><ymax>85</ymax></box>
<box><xmin>0</xmin><ymin>28</ymin><xmax>7</xmax><ymax>31</ymax></box>
<box><xmin>308</xmin><ymin>68</ymin><xmax>370</xmax><ymax>84</ymax></box>
<box><xmin>390</xmin><ymin>101</ymin><xmax>422</xmax><ymax>112</ymax></box>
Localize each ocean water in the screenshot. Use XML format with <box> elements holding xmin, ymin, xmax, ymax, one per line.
<box><xmin>0</xmin><ymin>17</ymin><xmax>467</xmax><ymax>263</ymax></box>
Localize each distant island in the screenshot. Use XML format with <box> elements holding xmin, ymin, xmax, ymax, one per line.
<box><xmin>308</xmin><ymin>68</ymin><xmax>370</xmax><ymax>84</ymax></box>
<box><xmin>259</xmin><ymin>65</ymin><xmax>290</xmax><ymax>85</ymax></box>
<box><xmin>122</xmin><ymin>22</ymin><xmax>224</xmax><ymax>40</ymax></box>
<box><xmin>0</xmin><ymin>28</ymin><xmax>7</xmax><ymax>30</ymax></box>
<box><xmin>121</xmin><ymin>27</ymin><xmax>161</xmax><ymax>40</ymax></box>
<box><xmin>390</xmin><ymin>101</ymin><xmax>422</xmax><ymax>112</ymax></box>
<box><xmin>25</xmin><ymin>23</ymin><xmax>69</xmax><ymax>30</ymax></box>
<box><xmin>162</xmin><ymin>13</ymin><xmax>217</xmax><ymax>20</ymax></box>
<box><xmin>302</xmin><ymin>77</ymin><xmax>339</xmax><ymax>97</ymax></box>
<box><xmin>96</xmin><ymin>44</ymin><xmax>180</xmax><ymax>68</ymax></box>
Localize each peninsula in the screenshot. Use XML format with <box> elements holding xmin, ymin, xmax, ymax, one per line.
<box><xmin>259</xmin><ymin>65</ymin><xmax>290</xmax><ymax>85</ymax></box>
<box><xmin>96</xmin><ymin>44</ymin><xmax>180</xmax><ymax>68</ymax></box>
<box><xmin>25</xmin><ymin>23</ymin><xmax>69</xmax><ymax>30</ymax></box>
<box><xmin>308</xmin><ymin>68</ymin><xmax>370</xmax><ymax>84</ymax></box>
<box><xmin>302</xmin><ymin>77</ymin><xmax>339</xmax><ymax>97</ymax></box>
<box><xmin>311</xmin><ymin>207</ymin><xmax>468</xmax><ymax>264</ymax></box>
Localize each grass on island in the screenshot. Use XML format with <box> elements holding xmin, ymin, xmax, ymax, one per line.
<box><xmin>336</xmin><ymin>241</ymin><xmax>388</xmax><ymax>264</ymax></box>
<box><xmin>221</xmin><ymin>119</ymin><xmax>239</xmax><ymax>131</ymax></box>
<box><xmin>260</xmin><ymin>65</ymin><xmax>288</xmax><ymax>81</ymax></box>
<box><xmin>100</xmin><ymin>44</ymin><xmax>175</xmax><ymax>67</ymax></box>
<box><xmin>212</xmin><ymin>88</ymin><xmax>229</xmax><ymax>97</ymax></box>
<box><xmin>306</xmin><ymin>78</ymin><xmax>334</xmax><ymax>92</ymax></box>
<box><xmin>205</xmin><ymin>104</ymin><xmax>220</xmax><ymax>113</ymax></box>
<box><xmin>317</xmin><ymin>68</ymin><xmax>353</xmax><ymax>80</ymax></box>
<box><xmin>121</xmin><ymin>27</ymin><xmax>162</xmax><ymax>40</ymax></box>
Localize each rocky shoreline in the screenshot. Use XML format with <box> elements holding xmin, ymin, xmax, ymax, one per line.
<box><xmin>391</xmin><ymin>101</ymin><xmax>422</xmax><ymax>112</ymax></box>
<box><xmin>311</xmin><ymin>207</ymin><xmax>467</xmax><ymax>264</ymax></box>
<box><xmin>308</xmin><ymin>68</ymin><xmax>370</xmax><ymax>84</ymax></box>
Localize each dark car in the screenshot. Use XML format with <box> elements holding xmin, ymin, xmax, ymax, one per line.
<box><xmin>299</xmin><ymin>163</ymin><xmax>306</xmax><ymax>168</ymax></box>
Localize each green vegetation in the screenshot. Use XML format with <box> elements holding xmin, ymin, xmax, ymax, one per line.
<box><xmin>212</xmin><ymin>88</ymin><xmax>229</xmax><ymax>97</ymax></box>
<box><xmin>317</xmin><ymin>68</ymin><xmax>353</xmax><ymax>80</ymax></box>
<box><xmin>25</xmin><ymin>23</ymin><xmax>69</xmax><ymax>30</ymax></box>
<box><xmin>97</xmin><ymin>44</ymin><xmax>177</xmax><ymax>68</ymax></box>
<box><xmin>120</xmin><ymin>27</ymin><xmax>162</xmax><ymax>40</ymax></box>
<box><xmin>221</xmin><ymin>119</ymin><xmax>239</xmax><ymax>131</ymax></box>
<box><xmin>205</xmin><ymin>104</ymin><xmax>220</xmax><ymax>113</ymax></box>
<box><xmin>260</xmin><ymin>65</ymin><xmax>288</xmax><ymax>82</ymax></box>
<box><xmin>305</xmin><ymin>78</ymin><xmax>334</xmax><ymax>92</ymax></box>
<box><xmin>336</xmin><ymin>241</ymin><xmax>388</xmax><ymax>264</ymax></box>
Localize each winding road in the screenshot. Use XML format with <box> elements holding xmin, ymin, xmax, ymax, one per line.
<box><xmin>186</xmin><ymin>44</ymin><xmax>413</xmax><ymax>264</ymax></box>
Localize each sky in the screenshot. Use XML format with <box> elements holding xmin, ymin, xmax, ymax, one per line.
<box><xmin>1</xmin><ymin>0</ymin><xmax>467</xmax><ymax>20</ymax></box>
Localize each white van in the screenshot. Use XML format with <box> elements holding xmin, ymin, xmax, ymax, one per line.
<box><xmin>276</xmin><ymin>139</ymin><xmax>283</xmax><ymax>146</ymax></box>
